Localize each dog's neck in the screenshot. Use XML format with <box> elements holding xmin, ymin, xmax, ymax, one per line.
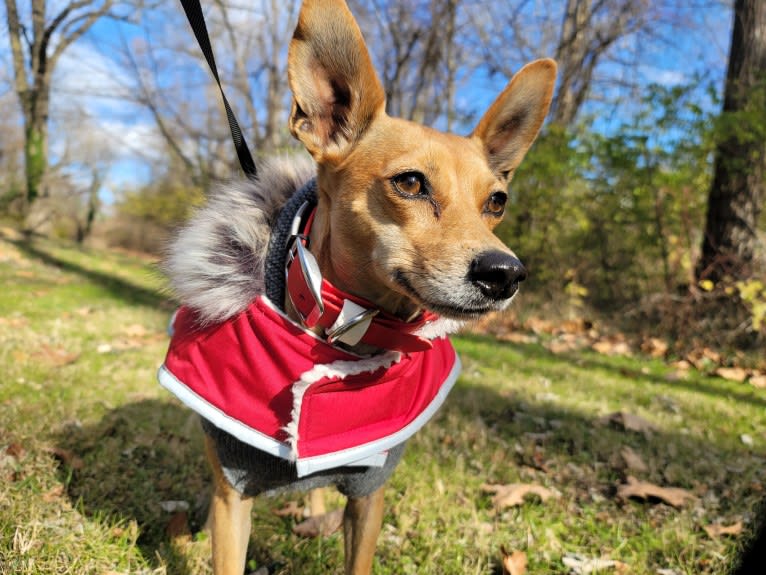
<box><xmin>307</xmin><ymin>201</ymin><xmax>422</xmax><ymax>322</ymax></box>
<box><xmin>281</xmin><ymin>178</ymin><xmax>423</xmax><ymax>355</ymax></box>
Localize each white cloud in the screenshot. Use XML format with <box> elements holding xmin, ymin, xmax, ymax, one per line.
<box><xmin>642</xmin><ymin>67</ymin><xmax>687</xmax><ymax>87</ymax></box>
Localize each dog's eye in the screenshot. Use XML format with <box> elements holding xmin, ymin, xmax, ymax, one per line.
<box><xmin>392</xmin><ymin>171</ymin><xmax>427</xmax><ymax>197</ymax></box>
<box><xmin>485</xmin><ymin>191</ymin><xmax>507</xmax><ymax>216</ymax></box>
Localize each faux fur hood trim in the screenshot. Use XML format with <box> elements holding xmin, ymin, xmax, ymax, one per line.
<box><xmin>163</xmin><ymin>155</ymin><xmax>315</xmax><ymax>324</ymax></box>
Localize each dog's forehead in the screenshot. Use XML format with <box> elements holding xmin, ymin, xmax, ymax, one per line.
<box><xmin>359</xmin><ymin>117</ymin><xmax>499</xmax><ymax>188</ymax></box>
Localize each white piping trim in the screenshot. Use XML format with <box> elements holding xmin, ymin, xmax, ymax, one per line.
<box><xmin>283</xmin><ymin>352</ymin><xmax>402</xmax><ymax>460</ymax></box>
<box><xmin>295</xmin><ymin>355</ymin><xmax>462</xmax><ymax>476</ymax></box>
<box><xmin>158</xmin><ymin>365</ymin><xmax>292</xmax><ymax>459</ymax></box>
<box><xmin>158</xmin><ymin>351</ymin><xmax>462</xmax><ymax>478</ymax></box>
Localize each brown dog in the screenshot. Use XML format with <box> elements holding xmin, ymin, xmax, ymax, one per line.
<box><xmin>161</xmin><ymin>0</ymin><xmax>556</xmax><ymax>573</ymax></box>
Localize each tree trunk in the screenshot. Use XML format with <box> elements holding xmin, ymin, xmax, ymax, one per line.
<box><xmin>4</xmin><ymin>0</ymin><xmax>114</xmax><ymax>216</ymax></box>
<box><xmin>23</xmin><ymin>106</ymin><xmax>50</xmax><ymax>206</ymax></box>
<box><xmin>696</xmin><ymin>0</ymin><xmax>766</xmax><ymax>284</ymax></box>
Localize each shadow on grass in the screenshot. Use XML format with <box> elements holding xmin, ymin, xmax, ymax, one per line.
<box><xmin>55</xmin><ymin>399</ymin><xmax>209</xmax><ymax>575</ymax></box>
<box><xmin>10</xmin><ymin>238</ymin><xmax>171</xmax><ymax>310</ymax></box>
<box><xmin>55</xmin><ymin>381</ymin><xmax>762</xmax><ymax>574</ymax></box>
<box><xmin>458</xmin><ymin>332</ymin><xmax>766</xmax><ymax>409</ymax></box>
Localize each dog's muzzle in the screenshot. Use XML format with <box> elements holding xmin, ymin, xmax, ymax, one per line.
<box><xmin>468</xmin><ymin>250</ymin><xmax>527</xmax><ymax>301</ymax></box>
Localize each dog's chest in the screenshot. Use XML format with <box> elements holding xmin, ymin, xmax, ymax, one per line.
<box><xmin>159</xmin><ymin>298</ymin><xmax>460</xmax><ymax>477</ymax></box>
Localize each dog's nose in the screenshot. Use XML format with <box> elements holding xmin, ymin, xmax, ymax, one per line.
<box><xmin>469</xmin><ymin>251</ymin><xmax>527</xmax><ymax>300</ymax></box>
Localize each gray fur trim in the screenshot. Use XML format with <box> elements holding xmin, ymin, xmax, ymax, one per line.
<box><xmin>163</xmin><ymin>156</ymin><xmax>315</xmax><ymax>324</ymax></box>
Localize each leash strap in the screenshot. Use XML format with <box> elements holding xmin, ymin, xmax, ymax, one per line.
<box><xmin>178</xmin><ymin>0</ymin><xmax>258</xmax><ymax>180</ymax></box>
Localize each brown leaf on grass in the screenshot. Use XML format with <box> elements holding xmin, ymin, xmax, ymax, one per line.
<box><xmin>703</xmin><ymin>521</ymin><xmax>743</xmax><ymax>538</ymax></box>
<box><xmin>482</xmin><ymin>483</ymin><xmax>559</xmax><ymax>510</ymax></box>
<box><xmin>670</xmin><ymin>359</ymin><xmax>693</xmax><ymax>371</ymax></box>
<box><xmin>524</xmin><ymin>317</ymin><xmax>556</xmax><ymax>335</ymax></box>
<box><xmin>686</xmin><ymin>347</ymin><xmax>721</xmax><ymax>369</ymax></box>
<box><xmin>714</xmin><ymin>367</ymin><xmax>749</xmax><ymax>383</ymax></box>
<box><xmin>617</xmin><ymin>476</ymin><xmax>696</xmax><ymax>508</ymax></box>
<box><xmin>640</xmin><ymin>337</ymin><xmax>669</xmax><ymax>358</ymax></box>
<box><xmin>750</xmin><ymin>374</ymin><xmax>766</xmax><ymax>389</ymax></box>
<box><xmin>501</xmin><ymin>547</ymin><xmax>527</xmax><ymax>575</ymax></box>
<box><xmin>123</xmin><ymin>323</ymin><xmax>149</xmax><ymax>338</ymax></box>
<box><xmin>545</xmin><ymin>339</ymin><xmax>579</xmax><ymax>354</ymax></box>
<box><xmin>44</xmin><ymin>446</ymin><xmax>84</xmax><ymax>470</ymax></box>
<box><xmin>599</xmin><ymin>411</ymin><xmax>656</xmax><ymax>434</ymax></box>
<box><xmin>591</xmin><ymin>338</ymin><xmax>631</xmax><ymax>356</ymax></box>
<box><xmin>0</xmin><ymin>315</ymin><xmax>29</xmax><ymax>328</ymax></box>
<box><xmin>292</xmin><ymin>509</ymin><xmax>343</xmax><ymax>538</ymax></box>
<box><xmin>42</xmin><ymin>484</ymin><xmax>65</xmax><ymax>502</ymax></box>
<box><xmin>6</xmin><ymin>442</ymin><xmax>26</xmax><ymax>459</ymax></box>
<box><xmin>166</xmin><ymin>511</ymin><xmax>191</xmax><ymax>544</ymax></box>
<box><xmin>620</xmin><ymin>446</ymin><xmax>648</xmax><ymax>473</ymax></box>
<box><xmin>273</xmin><ymin>500</ymin><xmax>304</xmax><ymax>520</ymax></box>
<box><xmin>562</xmin><ymin>554</ymin><xmax>629</xmax><ymax>574</ymax></box>
<box><xmin>34</xmin><ymin>344</ymin><xmax>79</xmax><ymax>367</ymax></box>
<box><xmin>500</xmin><ymin>332</ymin><xmax>538</xmax><ymax>345</ymax></box>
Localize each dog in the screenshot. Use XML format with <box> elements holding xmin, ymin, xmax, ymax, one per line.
<box><xmin>158</xmin><ymin>1</ymin><xmax>556</xmax><ymax>573</ymax></box>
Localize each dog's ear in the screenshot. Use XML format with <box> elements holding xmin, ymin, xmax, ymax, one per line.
<box><xmin>288</xmin><ymin>0</ymin><xmax>385</xmax><ymax>163</ymax></box>
<box><xmin>471</xmin><ymin>59</ymin><xmax>557</xmax><ymax>181</ymax></box>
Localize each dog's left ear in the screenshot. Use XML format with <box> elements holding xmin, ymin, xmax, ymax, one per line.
<box><xmin>287</xmin><ymin>0</ymin><xmax>386</xmax><ymax>164</ymax></box>
<box><xmin>471</xmin><ymin>59</ymin><xmax>557</xmax><ymax>181</ymax></box>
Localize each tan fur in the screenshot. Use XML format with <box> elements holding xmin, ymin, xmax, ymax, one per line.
<box><xmin>206</xmin><ymin>1</ymin><xmax>556</xmax><ymax>573</ymax></box>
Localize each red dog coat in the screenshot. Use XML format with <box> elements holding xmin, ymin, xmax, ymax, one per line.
<box><xmin>159</xmin><ymin>297</ymin><xmax>459</xmax><ymax>477</ymax></box>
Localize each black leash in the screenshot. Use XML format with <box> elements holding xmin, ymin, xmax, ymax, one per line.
<box><xmin>178</xmin><ymin>0</ymin><xmax>258</xmax><ymax>180</ymax></box>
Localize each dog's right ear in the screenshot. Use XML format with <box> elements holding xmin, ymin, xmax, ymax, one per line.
<box><xmin>288</xmin><ymin>0</ymin><xmax>386</xmax><ymax>164</ymax></box>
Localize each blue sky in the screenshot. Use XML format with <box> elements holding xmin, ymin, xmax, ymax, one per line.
<box><xmin>0</xmin><ymin>1</ymin><xmax>733</xmax><ymax>200</ymax></box>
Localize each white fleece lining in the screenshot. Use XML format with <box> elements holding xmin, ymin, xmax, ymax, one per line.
<box><xmin>283</xmin><ymin>351</ymin><xmax>402</xmax><ymax>460</ymax></box>
<box><xmin>295</xmin><ymin>355</ymin><xmax>462</xmax><ymax>476</ymax></box>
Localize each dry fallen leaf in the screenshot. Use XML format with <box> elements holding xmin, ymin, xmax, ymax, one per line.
<box><xmin>687</xmin><ymin>347</ymin><xmax>722</xmax><ymax>369</ymax></box>
<box><xmin>6</xmin><ymin>442</ymin><xmax>26</xmax><ymax>459</ymax></box>
<box><xmin>599</xmin><ymin>411</ymin><xmax>656</xmax><ymax>434</ymax></box>
<box><xmin>715</xmin><ymin>367</ymin><xmax>749</xmax><ymax>383</ymax></box>
<box><xmin>620</xmin><ymin>446</ymin><xmax>648</xmax><ymax>473</ymax></box>
<box><xmin>562</xmin><ymin>553</ymin><xmax>628</xmax><ymax>574</ymax></box>
<box><xmin>545</xmin><ymin>338</ymin><xmax>583</xmax><ymax>354</ymax></box>
<box><xmin>703</xmin><ymin>521</ymin><xmax>743</xmax><ymax>538</ymax></box>
<box><xmin>640</xmin><ymin>337</ymin><xmax>668</xmax><ymax>358</ymax></box>
<box><xmin>34</xmin><ymin>344</ymin><xmax>80</xmax><ymax>367</ymax></box>
<box><xmin>273</xmin><ymin>500</ymin><xmax>304</xmax><ymax>520</ymax></box>
<box><xmin>591</xmin><ymin>339</ymin><xmax>631</xmax><ymax>356</ymax></box>
<box><xmin>501</xmin><ymin>332</ymin><xmax>538</xmax><ymax>345</ymax></box>
<box><xmin>501</xmin><ymin>547</ymin><xmax>527</xmax><ymax>575</ymax></box>
<box><xmin>482</xmin><ymin>483</ymin><xmax>559</xmax><ymax>510</ymax></box>
<box><xmin>42</xmin><ymin>484</ymin><xmax>65</xmax><ymax>502</ymax></box>
<box><xmin>617</xmin><ymin>476</ymin><xmax>696</xmax><ymax>508</ymax></box>
<box><xmin>292</xmin><ymin>509</ymin><xmax>343</xmax><ymax>538</ymax></box>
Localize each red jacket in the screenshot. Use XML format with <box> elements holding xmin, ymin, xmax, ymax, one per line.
<box><xmin>159</xmin><ymin>296</ymin><xmax>460</xmax><ymax>477</ymax></box>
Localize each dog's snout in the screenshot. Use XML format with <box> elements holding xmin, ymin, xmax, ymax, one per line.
<box><xmin>469</xmin><ymin>251</ymin><xmax>527</xmax><ymax>300</ymax></box>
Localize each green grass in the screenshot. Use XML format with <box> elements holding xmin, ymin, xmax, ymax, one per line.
<box><xmin>1</xmin><ymin>229</ymin><xmax>764</xmax><ymax>574</ymax></box>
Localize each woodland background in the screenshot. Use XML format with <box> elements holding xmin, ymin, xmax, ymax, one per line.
<box><xmin>1</xmin><ymin>2</ymin><xmax>766</xmax><ymax>574</ymax></box>
<box><xmin>2</xmin><ymin>0</ymin><xmax>765</xmax><ymax>356</ymax></box>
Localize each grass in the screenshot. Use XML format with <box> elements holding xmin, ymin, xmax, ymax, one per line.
<box><xmin>1</xmin><ymin>228</ymin><xmax>764</xmax><ymax>574</ymax></box>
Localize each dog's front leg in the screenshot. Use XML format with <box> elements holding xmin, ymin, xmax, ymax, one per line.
<box><xmin>343</xmin><ymin>485</ymin><xmax>386</xmax><ymax>575</ymax></box>
<box><xmin>205</xmin><ymin>435</ymin><xmax>254</xmax><ymax>575</ymax></box>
